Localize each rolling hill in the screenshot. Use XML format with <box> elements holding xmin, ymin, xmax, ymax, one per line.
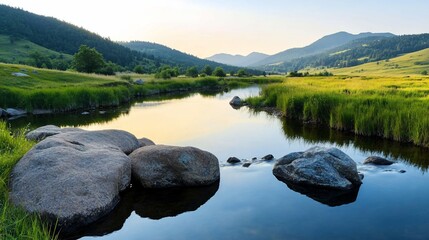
<box><xmin>206</xmin><ymin>52</ymin><xmax>269</xmax><ymax>67</ymax></box>
<box><xmin>120</xmin><ymin>41</ymin><xmax>257</xmax><ymax>74</ymax></box>
<box><xmin>328</xmin><ymin>48</ymin><xmax>429</xmax><ymax>76</ymax></box>
<box><xmin>252</xmin><ymin>32</ymin><xmax>395</xmax><ymax>67</ymax></box>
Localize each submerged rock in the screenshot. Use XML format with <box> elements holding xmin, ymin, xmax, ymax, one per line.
<box><xmin>363</xmin><ymin>156</ymin><xmax>394</xmax><ymax>165</ymax></box>
<box><xmin>138</xmin><ymin>137</ymin><xmax>155</xmax><ymax>147</ymax></box>
<box><xmin>25</xmin><ymin>125</ymin><xmax>84</xmax><ymax>142</ymax></box>
<box><xmin>31</xmin><ymin>109</ymin><xmax>53</xmax><ymax>115</ymax></box>
<box><xmin>227</xmin><ymin>157</ymin><xmax>241</xmax><ymax>164</ymax></box>
<box><xmin>6</xmin><ymin>108</ymin><xmax>27</xmax><ymax>116</ymax></box>
<box><xmin>242</xmin><ymin>163</ymin><xmax>252</xmax><ymax>168</ymax></box>
<box><xmin>10</xmin><ymin>129</ymin><xmax>139</xmax><ymax>232</ymax></box>
<box><xmin>273</xmin><ymin>147</ymin><xmax>362</xmax><ymax>190</ymax></box>
<box><xmin>262</xmin><ymin>154</ymin><xmax>274</xmax><ymax>160</ymax></box>
<box><xmin>130</xmin><ymin>145</ymin><xmax>220</xmax><ymax>188</ymax></box>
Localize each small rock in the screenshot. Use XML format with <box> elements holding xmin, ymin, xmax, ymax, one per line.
<box><xmin>242</xmin><ymin>163</ymin><xmax>252</xmax><ymax>168</ymax></box>
<box><xmin>363</xmin><ymin>156</ymin><xmax>394</xmax><ymax>165</ymax></box>
<box><xmin>358</xmin><ymin>173</ymin><xmax>364</xmax><ymax>180</ymax></box>
<box><xmin>32</xmin><ymin>70</ymin><xmax>39</xmax><ymax>74</ymax></box>
<box><xmin>138</xmin><ymin>137</ymin><xmax>155</xmax><ymax>147</ymax></box>
<box><xmin>227</xmin><ymin>157</ymin><xmax>241</xmax><ymax>164</ymax></box>
<box><xmin>6</xmin><ymin>108</ymin><xmax>27</xmax><ymax>116</ymax></box>
<box><xmin>229</xmin><ymin>96</ymin><xmax>243</xmax><ymax>107</ymax></box>
<box><xmin>135</xmin><ymin>79</ymin><xmax>145</xmax><ymax>85</ymax></box>
<box><xmin>81</xmin><ymin>111</ymin><xmax>90</xmax><ymax>115</ymax></box>
<box><xmin>252</xmin><ymin>157</ymin><xmax>257</xmax><ymax>161</ymax></box>
<box><xmin>262</xmin><ymin>154</ymin><xmax>274</xmax><ymax>160</ymax></box>
<box><xmin>99</xmin><ymin>111</ymin><xmax>106</xmax><ymax>114</ymax></box>
<box><xmin>11</xmin><ymin>72</ymin><xmax>29</xmax><ymax>77</ymax></box>
<box><xmin>399</xmin><ymin>170</ymin><xmax>406</xmax><ymax>173</ymax></box>
<box><xmin>0</xmin><ymin>108</ymin><xmax>6</xmax><ymax>117</ymax></box>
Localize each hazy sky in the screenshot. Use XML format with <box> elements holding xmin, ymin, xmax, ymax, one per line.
<box><xmin>1</xmin><ymin>0</ymin><xmax>428</xmax><ymax>58</ymax></box>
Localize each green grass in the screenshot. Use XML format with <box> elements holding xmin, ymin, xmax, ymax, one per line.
<box><xmin>0</xmin><ymin>35</ymin><xmax>72</xmax><ymax>65</ymax></box>
<box><xmin>0</xmin><ymin>122</ymin><xmax>56</xmax><ymax>239</ymax></box>
<box><xmin>329</xmin><ymin>48</ymin><xmax>429</xmax><ymax>76</ymax></box>
<box><xmin>247</xmin><ymin>75</ymin><xmax>429</xmax><ymax>147</ymax></box>
<box><xmin>0</xmin><ymin>62</ymin><xmax>282</xmax><ymax>112</ymax></box>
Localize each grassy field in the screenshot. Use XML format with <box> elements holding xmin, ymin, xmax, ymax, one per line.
<box><xmin>0</xmin><ymin>35</ymin><xmax>72</xmax><ymax>65</ymax></box>
<box><xmin>0</xmin><ymin>63</ymin><xmax>281</xmax><ymax>112</ymax></box>
<box><xmin>329</xmin><ymin>48</ymin><xmax>429</xmax><ymax>76</ymax></box>
<box><xmin>0</xmin><ymin>122</ymin><xmax>55</xmax><ymax>239</ymax></box>
<box><xmin>248</xmin><ymin>74</ymin><xmax>429</xmax><ymax>147</ymax></box>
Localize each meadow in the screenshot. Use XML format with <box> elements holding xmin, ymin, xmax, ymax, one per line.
<box><xmin>247</xmin><ymin>74</ymin><xmax>429</xmax><ymax>147</ymax></box>
<box><xmin>0</xmin><ymin>63</ymin><xmax>281</xmax><ymax>112</ymax></box>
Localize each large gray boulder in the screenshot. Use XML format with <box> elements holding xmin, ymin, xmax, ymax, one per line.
<box><xmin>9</xmin><ymin>129</ymin><xmax>139</xmax><ymax>232</ymax></box>
<box><xmin>130</xmin><ymin>145</ymin><xmax>220</xmax><ymax>188</ymax></box>
<box><xmin>273</xmin><ymin>147</ymin><xmax>362</xmax><ymax>190</ymax></box>
<box><xmin>25</xmin><ymin>125</ymin><xmax>85</xmax><ymax>142</ymax></box>
<box><xmin>138</xmin><ymin>137</ymin><xmax>155</xmax><ymax>147</ymax></box>
<box><xmin>229</xmin><ymin>96</ymin><xmax>243</xmax><ymax>107</ymax></box>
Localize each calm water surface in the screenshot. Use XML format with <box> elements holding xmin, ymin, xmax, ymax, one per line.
<box><xmin>8</xmin><ymin>86</ymin><xmax>429</xmax><ymax>240</ymax></box>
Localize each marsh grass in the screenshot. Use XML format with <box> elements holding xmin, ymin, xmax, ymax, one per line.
<box><xmin>0</xmin><ymin>122</ymin><xmax>56</xmax><ymax>239</ymax></box>
<box><xmin>248</xmin><ymin>75</ymin><xmax>429</xmax><ymax>147</ymax></box>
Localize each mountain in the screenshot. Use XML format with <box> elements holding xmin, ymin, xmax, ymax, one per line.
<box><xmin>120</xmin><ymin>41</ymin><xmax>259</xmax><ymax>74</ymax></box>
<box><xmin>206</xmin><ymin>52</ymin><xmax>269</xmax><ymax>67</ymax></box>
<box><xmin>0</xmin><ymin>4</ymin><xmax>163</xmax><ymax>72</ymax></box>
<box><xmin>252</xmin><ymin>31</ymin><xmax>395</xmax><ymax>67</ymax></box>
<box><xmin>267</xmin><ymin>34</ymin><xmax>429</xmax><ymax>73</ymax></box>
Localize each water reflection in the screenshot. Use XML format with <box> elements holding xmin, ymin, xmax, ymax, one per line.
<box><xmin>276</xmin><ymin>179</ymin><xmax>360</xmax><ymax>207</ymax></box>
<box><xmin>62</xmin><ymin>181</ymin><xmax>219</xmax><ymax>240</ymax></box>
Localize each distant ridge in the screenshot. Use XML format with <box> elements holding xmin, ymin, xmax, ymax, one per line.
<box><xmin>252</xmin><ymin>31</ymin><xmax>396</xmax><ymax>67</ymax></box>
<box><xmin>206</xmin><ymin>52</ymin><xmax>269</xmax><ymax>67</ymax></box>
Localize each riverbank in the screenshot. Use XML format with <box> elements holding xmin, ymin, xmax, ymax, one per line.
<box><xmin>0</xmin><ymin>122</ymin><xmax>55</xmax><ymax>239</ymax></box>
<box><xmin>0</xmin><ymin>63</ymin><xmax>281</xmax><ymax>115</ymax></box>
<box><xmin>247</xmin><ymin>75</ymin><xmax>429</xmax><ymax>147</ymax></box>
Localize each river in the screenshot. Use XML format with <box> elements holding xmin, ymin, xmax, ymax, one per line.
<box><xmin>7</xmin><ymin>86</ymin><xmax>429</xmax><ymax>240</ymax></box>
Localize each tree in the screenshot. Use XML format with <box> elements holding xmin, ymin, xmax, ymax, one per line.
<box><xmin>229</xmin><ymin>70</ymin><xmax>235</xmax><ymax>77</ymax></box>
<box><xmin>422</xmin><ymin>70</ymin><xmax>428</xmax><ymax>75</ymax></box>
<box><xmin>212</xmin><ymin>67</ymin><xmax>226</xmax><ymax>77</ymax></box>
<box><xmin>73</xmin><ymin>45</ymin><xmax>106</xmax><ymax>73</ymax></box>
<box><xmin>202</xmin><ymin>65</ymin><xmax>213</xmax><ymax>76</ymax></box>
<box><xmin>186</xmin><ymin>66</ymin><xmax>199</xmax><ymax>78</ymax></box>
<box><xmin>134</xmin><ymin>65</ymin><xmax>144</xmax><ymax>74</ymax></box>
<box><xmin>237</xmin><ymin>69</ymin><xmax>247</xmax><ymax>77</ymax></box>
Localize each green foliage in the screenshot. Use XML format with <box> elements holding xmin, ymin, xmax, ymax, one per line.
<box><xmin>134</xmin><ymin>65</ymin><xmax>144</xmax><ymax>74</ymax></box>
<box><xmin>73</xmin><ymin>45</ymin><xmax>106</xmax><ymax>73</ymax></box>
<box><xmin>202</xmin><ymin>65</ymin><xmax>213</xmax><ymax>76</ymax></box>
<box><xmin>0</xmin><ymin>122</ymin><xmax>56</xmax><ymax>239</ymax></box>
<box><xmin>237</xmin><ymin>69</ymin><xmax>248</xmax><ymax>77</ymax></box>
<box><xmin>422</xmin><ymin>70</ymin><xmax>428</xmax><ymax>75</ymax></box>
<box><xmin>155</xmin><ymin>65</ymin><xmax>179</xmax><ymax>79</ymax></box>
<box><xmin>186</xmin><ymin>66</ymin><xmax>199</xmax><ymax>78</ymax></box>
<box><xmin>212</xmin><ymin>67</ymin><xmax>226</xmax><ymax>77</ymax></box>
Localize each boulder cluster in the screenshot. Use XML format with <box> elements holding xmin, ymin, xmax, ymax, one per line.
<box><xmin>10</xmin><ymin>125</ymin><xmax>220</xmax><ymax>233</ymax></box>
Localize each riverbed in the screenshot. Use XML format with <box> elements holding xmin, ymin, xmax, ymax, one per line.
<box><xmin>8</xmin><ymin>86</ymin><xmax>429</xmax><ymax>240</ymax></box>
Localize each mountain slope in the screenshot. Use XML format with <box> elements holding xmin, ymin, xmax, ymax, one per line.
<box><xmin>206</xmin><ymin>52</ymin><xmax>269</xmax><ymax>67</ymax></box>
<box><xmin>0</xmin><ymin>34</ymin><xmax>73</xmax><ymax>69</ymax></box>
<box><xmin>0</xmin><ymin>4</ymin><xmax>160</xmax><ymax>71</ymax></box>
<box><xmin>274</xmin><ymin>34</ymin><xmax>429</xmax><ymax>73</ymax></box>
<box><xmin>329</xmin><ymin>48</ymin><xmax>429</xmax><ymax>76</ymax></box>
<box><xmin>121</xmin><ymin>41</ymin><xmax>262</xmax><ymax>74</ymax></box>
<box><xmin>253</xmin><ymin>32</ymin><xmax>395</xmax><ymax>67</ymax></box>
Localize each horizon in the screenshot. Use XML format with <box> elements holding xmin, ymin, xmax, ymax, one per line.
<box><xmin>0</xmin><ymin>0</ymin><xmax>428</xmax><ymax>58</ymax></box>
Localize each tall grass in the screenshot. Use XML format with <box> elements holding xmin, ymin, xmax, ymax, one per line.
<box><xmin>0</xmin><ymin>122</ymin><xmax>56</xmax><ymax>239</ymax></box>
<box><xmin>248</xmin><ymin>76</ymin><xmax>429</xmax><ymax>147</ymax></box>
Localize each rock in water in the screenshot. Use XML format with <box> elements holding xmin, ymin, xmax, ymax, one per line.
<box><xmin>130</xmin><ymin>145</ymin><xmax>220</xmax><ymax>188</ymax></box>
<box><xmin>227</xmin><ymin>157</ymin><xmax>241</xmax><ymax>164</ymax></box>
<box><xmin>0</xmin><ymin>108</ymin><xmax>6</xmax><ymax>117</ymax></box>
<box><xmin>262</xmin><ymin>154</ymin><xmax>274</xmax><ymax>160</ymax></box>
<box><xmin>229</xmin><ymin>96</ymin><xmax>243</xmax><ymax>107</ymax></box>
<box><xmin>25</xmin><ymin>125</ymin><xmax>85</xmax><ymax>142</ymax></box>
<box><xmin>6</xmin><ymin>108</ymin><xmax>27</xmax><ymax>116</ymax></box>
<box><xmin>363</xmin><ymin>156</ymin><xmax>394</xmax><ymax>165</ymax></box>
<box><xmin>273</xmin><ymin>147</ymin><xmax>362</xmax><ymax>190</ymax></box>
<box><xmin>9</xmin><ymin>129</ymin><xmax>139</xmax><ymax>232</ymax></box>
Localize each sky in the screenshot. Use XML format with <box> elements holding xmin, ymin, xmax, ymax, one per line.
<box><xmin>1</xmin><ymin>0</ymin><xmax>428</xmax><ymax>58</ymax></box>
